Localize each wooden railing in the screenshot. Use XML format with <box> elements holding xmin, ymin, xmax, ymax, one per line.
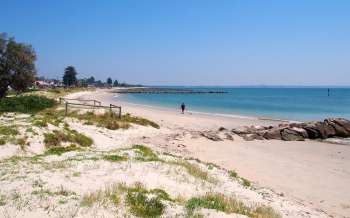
<box><xmin>59</xmin><ymin>98</ymin><xmax>121</xmax><ymax>118</ymax></box>
<box><xmin>59</xmin><ymin>97</ymin><xmax>101</xmax><ymax>106</ymax></box>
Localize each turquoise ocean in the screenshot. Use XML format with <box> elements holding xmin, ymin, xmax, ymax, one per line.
<box><xmin>115</xmin><ymin>87</ymin><xmax>350</xmax><ymax>121</ymax></box>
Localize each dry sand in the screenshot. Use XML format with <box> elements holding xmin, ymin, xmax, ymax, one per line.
<box><xmin>74</xmin><ymin>89</ymin><xmax>350</xmax><ymax>218</ymax></box>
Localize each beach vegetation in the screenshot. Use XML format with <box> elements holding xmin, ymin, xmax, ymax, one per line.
<box><xmin>172</xmin><ymin>160</ymin><xmax>213</xmax><ymax>183</ymax></box>
<box><xmin>122</xmin><ymin>113</ymin><xmax>160</xmax><ymax>129</ymax></box>
<box><xmin>0</xmin><ymin>95</ymin><xmax>56</xmax><ymax>114</ymax></box>
<box><xmin>44</xmin><ymin>144</ymin><xmax>81</xmax><ymax>156</ymax></box>
<box><xmin>0</xmin><ymin>194</ymin><xmax>6</xmax><ymax>206</ymax></box>
<box><xmin>0</xmin><ymin>125</ymin><xmax>18</xmax><ymax>135</ymax></box>
<box><xmin>132</xmin><ymin>144</ymin><xmax>160</xmax><ymax>161</ymax></box>
<box><xmin>0</xmin><ymin>138</ymin><xmax>6</xmax><ymax>145</ymax></box>
<box><xmin>44</xmin><ymin>129</ymin><xmax>93</xmax><ymax>148</ymax></box>
<box><xmin>229</xmin><ymin>170</ymin><xmax>238</xmax><ymax>178</ymax></box>
<box><xmin>186</xmin><ymin>193</ymin><xmax>280</xmax><ymax>218</ymax></box>
<box><xmin>103</xmin><ymin>154</ymin><xmax>128</xmax><ymax>162</ymax></box>
<box><xmin>67</xmin><ymin>111</ymin><xmax>159</xmax><ymax>130</ymax></box>
<box><xmin>81</xmin><ymin>184</ymin><xmax>123</xmax><ymax>207</ymax></box>
<box><xmin>0</xmin><ymin>33</ymin><xmax>36</xmax><ymax>98</ymax></box>
<box><xmin>241</xmin><ymin>178</ymin><xmax>251</xmax><ymax>187</ymax></box>
<box><xmin>126</xmin><ymin>184</ymin><xmax>167</xmax><ymax>217</ymax></box>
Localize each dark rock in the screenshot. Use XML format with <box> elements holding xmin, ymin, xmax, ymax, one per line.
<box><xmin>330</xmin><ymin>118</ymin><xmax>350</xmax><ymax>134</ymax></box>
<box><xmin>325</xmin><ymin>119</ymin><xmax>350</xmax><ymax>137</ymax></box>
<box><xmin>224</xmin><ymin>133</ymin><xmax>234</xmax><ymax>141</ymax></box>
<box><xmin>303</xmin><ymin>123</ymin><xmax>321</xmax><ymax>139</ymax></box>
<box><xmin>200</xmin><ymin>131</ymin><xmax>223</xmax><ymax>141</ymax></box>
<box><xmin>315</xmin><ymin>122</ymin><xmax>336</xmax><ymax>139</ymax></box>
<box><xmin>263</xmin><ymin>128</ymin><xmax>282</xmax><ymax>140</ymax></box>
<box><xmin>218</xmin><ymin>127</ymin><xmax>227</xmax><ymax>131</ymax></box>
<box><xmin>281</xmin><ymin>128</ymin><xmax>305</xmax><ymax>141</ymax></box>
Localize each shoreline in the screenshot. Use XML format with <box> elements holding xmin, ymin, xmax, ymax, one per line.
<box><xmin>113</xmin><ymin>94</ymin><xmax>296</xmax><ymax>123</ymax></box>
<box><xmin>74</xmin><ymin>89</ymin><xmax>350</xmax><ymax>218</ymax></box>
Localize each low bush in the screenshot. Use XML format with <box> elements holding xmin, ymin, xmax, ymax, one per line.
<box><xmin>132</xmin><ymin>145</ymin><xmax>160</xmax><ymax>161</ymax></box>
<box><xmin>103</xmin><ymin>154</ymin><xmax>128</xmax><ymax>162</ymax></box>
<box><xmin>44</xmin><ymin>144</ymin><xmax>81</xmax><ymax>155</ymax></box>
<box><xmin>0</xmin><ymin>95</ymin><xmax>56</xmax><ymax>114</ymax></box>
<box><xmin>0</xmin><ymin>126</ymin><xmax>18</xmax><ymax>135</ymax></box>
<box><xmin>67</xmin><ymin>111</ymin><xmax>158</xmax><ymax>130</ymax></box>
<box><xmin>44</xmin><ymin>129</ymin><xmax>93</xmax><ymax>148</ymax></box>
<box><xmin>126</xmin><ymin>189</ymin><xmax>165</xmax><ymax>217</ymax></box>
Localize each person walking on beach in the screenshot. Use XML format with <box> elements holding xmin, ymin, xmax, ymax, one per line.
<box><xmin>181</xmin><ymin>103</ymin><xmax>186</xmax><ymax>114</ymax></box>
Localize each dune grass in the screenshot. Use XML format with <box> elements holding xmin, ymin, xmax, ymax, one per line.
<box><xmin>125</xmin><ymin>183</ymin><xmax>168</xmax><ymax>218</ymax></box>
<box><xmin>44</xmin><ymin>144</ymin><xmax>81</xmax><ymax>155</ymax></box>
<box><xmin>186</xmin><ymin>193</ymin><xmax>281</xmax><ymax>218</ymax></box>
<box><xmin>132</xmin><ymin>144</ymin><xmax>160</xmax><ymax>161</ymax></box>
<box><xmin>44</xmin><ymin>128</ymin><xmax>93</xmax><ymax>148</ymax></box>
<box><xmin>102</xmin><ymin>154</ymin><xmax>128</xmax><ymax>162</ymax></box>
<box><xmin>0</xmin><ymin>126</ymin><xmax>19</xmax><ymax>136</ymax></box>
<box><xmin>0</xmin><ymin>95</ymin><xmax>56</xmax><ymax>114</ymax></box>
<box><xmin>67</xmin><ymin>111</ymin><xmax>159</xmax><ymax>130</ymax></box>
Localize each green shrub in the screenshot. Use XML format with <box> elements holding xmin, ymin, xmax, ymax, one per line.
<box><xmin>126</xmin><ymin>191</ymin><xmax>165</xmax><ymax>217</ymax></box>
<box><xmin>103</xmin><ymin>154</ymin><xmax>128</xmax><ymax>162</ymax></box>
<box><xmin>0</xmin><ymin>95</ymin><xmax>56</xmax><ymax>114</ymax></box>
<box><xmin>0</xmin><ymin>126</ymin><xmax>18</xmax><ymax>135</ymax></box>
<box><xmin>0</xmin><ymin>138</ymin><xmax>6</xmax><ymax>145</ymax></box>
<box><xmin>186</xmin><ymin>194</ymin><xmax>281</xmax><ymax>218</ymax></box>
<box><xmin>122</xmin><ymin>113</ymin><xmax>160</xmax><ymax>129</ymax></box>
<box><xmin>241</xmin><ymin>178</ymin><xmax>251</xmax><ymax>187</ymax></box>
<box><xmin>229</xmin><ymin>170</ymin><xmax>238</xmax><ymax>178</ymax></box>
<box><xmin>132</xmin><ymin>145</ymin><xmax>160</xmax><ymax>161</ymax></box>
<box><xmin>44</xmin><ymin>144</ymin><xmax>80</xmax><ymax>155</ymax></box>
<box><xmin>44</xmin><ymin>129</ymin><xmax>93</xmax><ymax>148</ymax></box>
<box><xmin>33</xmin><ymin>119</ymin><xmax>48</xmax><ymax>127</ymax></box>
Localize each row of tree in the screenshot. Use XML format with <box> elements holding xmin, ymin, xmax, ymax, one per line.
<box><xmin>62</xmin><ymin>66</ymin><xmax>119</xmax><ymax>88</ymax></box>
<box><xmin>0</xmin><ymin>33</ymin><xmax>36</xmax><ymax>98</ymax></box>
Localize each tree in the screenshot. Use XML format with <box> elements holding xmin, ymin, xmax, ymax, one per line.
<box><xmin>0</xmin><ymin>33</ymin><xmax>37</xmax><ymax>98</ymax></box>
<box><xmin>107</xmin><ymin>77</ymin><xmax>112</xmax><ymax>87</ymax></box>
<box><xmin>113</xmin><ymin>80</ymin><xmax>119</xmax><ymax>87</ymax></box>
<box><xmin>63</xmin><ymin>66</ymin><xmax>77</xmax><ymax>87</ymax></box>
<box><xmin>87</xmin><ymin>76</ymin><xmax>95</xmax><ymax>85</ymax></box>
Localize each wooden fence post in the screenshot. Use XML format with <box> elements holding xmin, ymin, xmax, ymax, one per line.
<box><xmin>119</xmin><ymin>107</ymin><xmax>121</xmax><ymax>119</ymax></box>
<box><xmin>65</xmin><ymin>102</ymin><xmax>68</xmax><ymax>116</ymax></box>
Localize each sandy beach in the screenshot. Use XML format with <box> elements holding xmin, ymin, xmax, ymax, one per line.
<box><xmin>75</xmin><ymin>89</ymin><xmax>350</xmax><ymax>218</ymax></box>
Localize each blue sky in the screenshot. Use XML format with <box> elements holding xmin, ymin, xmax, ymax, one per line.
<box><xmin>1</xmin><ymin>0</ymin><xmax>349</xmax><ymax>86</ymax></box>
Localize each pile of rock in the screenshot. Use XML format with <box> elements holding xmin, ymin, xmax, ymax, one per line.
<box><xmin>232</xmin><ymin>118</ymin><xmax>350</xmax><ymax>141</ymax></box>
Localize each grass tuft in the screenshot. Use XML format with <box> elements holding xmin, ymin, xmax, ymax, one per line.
<box><xmin>186</xmin><ymin>193</ymin><xmax>281</xmax><ymax>218</ymax></box>
<box><xmin>44</xmin><ymin>144</ymin><xmax>81</xmax><ymax>155</ymax></box>
<box><xmin>0</xmin><ymin>126</ymin><xmax>18</xmax><ymax>135</ymax></box>
<box><xmin>132</xmin><ymin>145</ymin><xmax>160</xmax><ymax>161</ymax></box>
<box><xmin>229</xmin><ymin>170</ymin><xmax>238</xmax><ymax>178</ymax></box>
<box><xmin>103</xmin><ymin>154</ymin><xmax>128</xmax><ymax>162</ymax></box>
<box><xmin>44</xmin><ymin>128</ymin><xmax>93</xmax><ymax>148</ymax></box>
<box><xmin>126</xmin><ymin>187</ymin><xmax>166</xmax><ymax>218</ymax></box>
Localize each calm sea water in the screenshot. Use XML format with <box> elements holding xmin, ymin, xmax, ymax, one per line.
<box><xmin>115</xmin><ymin>87</ymin><xmax>350</xmax><ymax>121</ymax></box>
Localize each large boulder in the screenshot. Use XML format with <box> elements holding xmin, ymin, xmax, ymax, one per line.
<box><xmin>263</xmin><ymin>128</ymin><xmax>282</xmax><ymax>140</ymax></box>
<box><xmin>315</xmin><ymin>122</ymin><xmax>336</xmax><ymax>139</ymax></box>
<box><xmin>281</xmin><ymin>128</ymin><xmax>305</xmax><ymax>141</ymax></box>
<box><xmin>331</xmin><ymin>118</ymin><xmax>350</xmax><ymax>134</ymax></box>
<box><xmin>325</xmin><ymin>118</ymin><xmax>350</xmax><ymax>137</ymax></box>
<box><xmin>303</xmin><ymin>122</ymin><xmax>321</xmax><ymax>139</ymax></box>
